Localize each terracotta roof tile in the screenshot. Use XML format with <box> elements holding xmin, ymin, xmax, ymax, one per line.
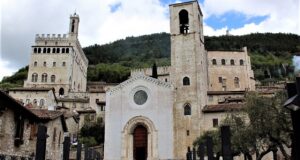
<box><xmin>29</xmin><ymin>109</ymin><xmax>63</xmax><ymax>120</ymax></box>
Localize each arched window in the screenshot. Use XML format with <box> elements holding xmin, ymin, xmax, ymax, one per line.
<box><xmin>230</xmin><ymin>59</ymin><xmax>235</xmax><ymax>65</ymax></box>
<box><xmin>43</xmin><ymin>61</ymin><xmax>47</xmax><ymax>67</ymax></box>
<box><xmin>56</xmin><ymin>48</ymin><xmax>60</xmax><ymax>53</ymax></box>
<box><xmin>66</xmin><ymin>48</ymin><xmax>69</xmax><ymax>53</ymax></box>
<box><xmin>184</xmin><ymin>104</ymin><xmax>191</xmax><ymax>115</ymax></box>
<box><xmin>234</xmin><ymin>77</ymin><xmax>240</xmax><ymax>88</ymax></box>
<box><xmin>62</xmin><ymin>48</ymin><xmax>65</xmax><ymax>53</ymax></box>
<box><xmin>51</xmin><ymin>75</ymin><xmax>55</xmax><ymax>82</ymax></box>
<box><xmin>221</xmin><ymin>59</ymin><xmax>226</xmax><ymax>65</ymax></box>
<box><xmin>40</xmin><ymin>99</ymin><xmax>45</xmax><ymax>106</ymax></box>
<box><xmin>41</xmin><ymin>73</ymin><xmax>47</xmax><ymax>82</ymax></box>
<box><xmin>71</xmin><ymin>20</ymin><xmax>75</xmax><ymax>32</ymax></box>
<box><xmin>183</xmin><ymin>77</ymin><xmax>190</xmax><ymax>86</ymax></box>
<box><xmin>31</xmin><ymin>73</ymin><xmax>38</xmax><ymax>82</ymax></box>
<box><xmin>47</xmin><ymin>48</ymin><xmax>51</xmax><ymax>53</ymax></box>
<box><xmin>33</xmin><ymin>48</ymin><xmax>37</xmax><ymax>53</ymax></box>
<box><xmin>43</xmin><ymin>48</ymin><xmax>46</xmax><ymax>53</ymax></box>
<box><xmin>34</xmin><ymin>61</ymin><xmax>37</xmax><ymax>67</ymax></box>
<box><xmin>38</xmin><ymin>48</ymin><xmax>41</xmax><ymax>53</ymax></box>
<box><xmin>33</xmin><ymin>99</ymin><xmax>37</xmax><ymax>105</ymax></box>
<box><xmin>179</xmin><ymin>9</ymin><xmax>189</xmax><ymax>34</ymax></box>
<box><xmin>212</xmin><ymin>59</ymin><xmax>217</xmax><ymax>65</ymax></box>
<box><xmin>240</xmin><ymin>59</ymin><xmax>244</xmax><ymax>65</ymax></box>
<box><xmin>52</xmin><ymin>48</ymin><xmax>56</xmax><ymax>53</ymax></box>
<box><xmin>62</xmin><ymin>62</ymin><xmax>66</xmax><ymax>66</ymax></box>
<box><xmin>59</xmin><ymin>88</ymin><xmax>64</xmax><ymax>96</ymax></box>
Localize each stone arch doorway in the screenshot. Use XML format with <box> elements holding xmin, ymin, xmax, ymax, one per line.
<box><xmin>122</xmin><ymin>116</ymin><xmax>158</xmax><ymax>160</ymax></box>
<box><xmin>133</xmin><ymin>125</ymin><xmax>147</xmax><ymax>160</ymax></box>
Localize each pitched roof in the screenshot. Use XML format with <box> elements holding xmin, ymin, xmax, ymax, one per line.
<box><xmin>202</xmin><ymin>103</ymin><xmax>244</xmax><ymax>113</ymax></box>
<box><xmin>29</xmin><ymin>109</ymin><xmax>63</xmax><ymax>120</ymax></box>
<box><xmin>0</xmin><ymin>90</ymin><xmax>40</xmax><ymax>120</ymax></box>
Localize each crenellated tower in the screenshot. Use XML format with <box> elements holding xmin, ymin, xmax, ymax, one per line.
<box><xmin>169</xmin><ymin>1</ymin><xmax>208</xmax><ymax>158</ymax></box>
<box><xmin>24</xmin><ymin>13</ymin><xmax>88</xmax><ymax>96</ymax></box>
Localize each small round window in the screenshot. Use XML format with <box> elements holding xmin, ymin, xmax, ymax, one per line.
<box><xmin>134</xmin><ymin>90</ymin><xmax>148</xmax><ymax>105</ymax></box>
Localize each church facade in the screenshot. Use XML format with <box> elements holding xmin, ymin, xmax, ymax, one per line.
<box><xmin>104</xmin><ymin>1</ymin><xmax>254</xmax><ymax>160</ymax></box>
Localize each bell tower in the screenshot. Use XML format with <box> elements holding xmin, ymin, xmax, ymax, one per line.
<box><xmin>69</xmin><ymin>13</ymin><xmax>80</xmax><ymax>38</ymax></box>
<box><xmin>169</xmin><ymin>1</ymin><xmax>208</xmax><ymax>158</ymax></box>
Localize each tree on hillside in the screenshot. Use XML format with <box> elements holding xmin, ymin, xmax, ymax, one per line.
<box><xmin>194</xmin><ymin>91</ymin><xmax>292</xmax><ymax>160</ymax></box>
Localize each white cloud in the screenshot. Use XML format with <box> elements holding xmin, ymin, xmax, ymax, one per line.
<box><xmin>201</xmin><ymin>0</ymin><xmax>299</xmax><ymax>36</ymax></box>
<box><xmin>0</xmin><ymin>58</ymin><xmax>16</xmax><ymax>81</ymax></box>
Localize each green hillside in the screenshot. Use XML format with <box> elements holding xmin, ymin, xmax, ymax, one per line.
<box><xmin>1</xmin><ymin>32</ymin><xmax>299</xmax><ymax>88</ymax></box>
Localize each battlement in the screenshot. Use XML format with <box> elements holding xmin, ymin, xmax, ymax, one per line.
<box><xmin>131</xmin><ymin>66</ymin><xmax>171</xmax><ymax>77</ymax></box>
<box><xmin>35</xmin><ymin>34</ymin><xmax>69</xmax><ymax>41</ymax></box>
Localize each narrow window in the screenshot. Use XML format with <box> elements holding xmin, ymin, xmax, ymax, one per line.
<box><xmin>213</xmin><ymin>118</ymin><xmax>218</xmax><ymax>127</ymax></box>
<box><xmin>62</xmin><ymin>48</ymin><xmax>65</xmax><ymax>53</ymax></box>
<box><xmin>40</xmin><ymin>99</ymin><xmax>45</xmax><ymax>106</ymax></box>
<box><xmin>14</xmin><ymin>115</ymin><xmax>25</xmax><ymax>146</ymax></box>
<box><xmin>186</xmin><ymin>130</ymin><xmax>190</xmax><ymax>136</ymax></box>
<box><xmin>53</xmin><ymin>127</ymin><xmax>57</xmax><ymax>143</ymax></box>
<box><xmin>53</xmin><ymin>62</ymin><xmax>56</xmax><ymax>67</ymax></box>
<box><xmin>66</xmin><ymin>48</ymin><xmax>69</xmax><ymax>53</ymax></box>
<box><xmin>212</xmin><ymin>59</ymin><xmax>217</xmax><ymax>65</ymax></box>
<box><xmin>59</xmin><ymin>88</ymin><xmax>64</xmax><ymax>96</ymax></box>
<box><xmin>179</xmin><ymin>10</ymin><xmax>189</xmax><ymax>34</ymax></box>
<box><xmin>183</xmin><ymin>77</ymin><xmax>190</xmax><ymax>86</ymax></box>
<box><xmin>218</xmin><ymin>77</ymin><xmax>223</xmax><ymax>83</ymax></box>
<box><xmin>32</xmin><ymin>73</ymin><xmax>38</xmax><ymax>82</ymax></box>
<box><xmin>240</xmin><ymin>59</ymin><xmax>244</xmax><ymax>65</ymax></box>
<box><xmin>221</xmin><ymin>59</ymin><xmax>226</xmax><ymax>65</ymax></box>
<box><xmin>51</xmin><ymin>75</ymin><xmax>55</xmax><ymax>82</ymax></box>
<box><xmin>234</xmin><ymin>77</ymin><xmax>240</xmax><ymax>88</ymax></box>
<box><xmin>58</xmin><ymin>131</ymin><xmax>61</xmax><ymax>146</ymax></box>
<box><xmin>38</xmin><ymin>48</ymin><xmax>41</xmax><ymax>53</ymax></box>
<box><xmin>33</xmin><ymin>48</ymin><xmax>37</xmax><ymax>53</ymax></box>
<box><xmin>33</xmin><ymin>99</ymin><xmax>37</xmax><ymax>104</ymax></box>
<box><xmin>62</xmin><ymin>62</ymin><xmax>66</xmax><ymax>66</ymax></box>
<box><xmin>43</xmin><ymin>61</ymin><xmax>46</xmax><ymax>67</ymax></box>
<box><xmin>42</xmin><ymin>73</ymin><xmax>47</xmax><ymax>82</ymax></box>
<box><xmin>56</xmin><ymin>48</ymin><xmax>60</xmax><ymax>53</ymax></box>
<box><xmin>43</xmin><ymin>48</ymin><xmax>46</xmax><ymax>53</ymax></box>
<box><xmin>34</xmin><ymin>61</ymin><xmax>37</xmax><ymax>67</ymax></box>
<box><xmin>165</xmin><ymin>78</ymin><xmax>168</xmax><ymax>82</ymax></box>
<box><xmin>184</xmin><ymin>104</ymin><xmax>191</xmax><ymax>115</ymax></box>
<box><xmin>52</xmin><ymin>48</ymin><xmax>56</xmax><ymax>53</ymax></box>
<box><xmin>47</xmin><ymin>48</ymin><xmax>51</xmax><ymax>53</ymax></box>
<box><xmin>230</xmin><ymin>59</ymin><xmax>235</xmax><ymax>65</ymax></box>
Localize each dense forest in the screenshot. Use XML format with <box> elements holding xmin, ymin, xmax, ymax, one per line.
<box><xmin>1</xmin><ymin>33</ymin><xmax>299</xmax><ymax>89</ymax></box>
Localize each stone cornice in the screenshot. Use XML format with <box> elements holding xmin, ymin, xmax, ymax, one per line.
<box><xmin>109</xmin><ymin>74</ymin><xmax>172</xmax><ymax>95</ymax></box>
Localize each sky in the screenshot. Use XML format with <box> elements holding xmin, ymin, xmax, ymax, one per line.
<box><xmin>0</xmin><ymin>0</ymin><xmax>299</xmax><ymax>81</ymax></box>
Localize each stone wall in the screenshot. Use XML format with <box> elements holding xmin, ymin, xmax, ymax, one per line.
<box><xmin>207</xmin><ymin>48</ymin><xmax>255</xmax><ymax>91</ymax></box>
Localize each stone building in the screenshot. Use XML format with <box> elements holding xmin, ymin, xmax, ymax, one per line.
<box><xmin>207</xmin><ymin>48</ymin><xmax>255</xmax><ymax>91</ymax></box>
<box><xmin>8</xmin><ymin>87</ymin><xmax>57</xmax><ymax>110</ymax></box>
<box><xmin>24</xmin><ymin>13</ymin><xmax>88</xmax><ymax>96</ymax></box>
<box><xmin>0</xmin><ymin>91</ymin><xmax>68</xmax><ymax>160</ymax></box>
